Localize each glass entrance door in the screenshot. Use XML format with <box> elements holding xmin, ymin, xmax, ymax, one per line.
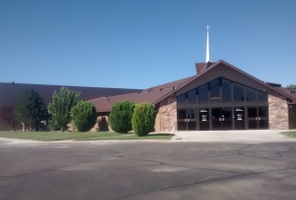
<box><xmin>212</xmin><ymin>107</ymin><xmax>232</xmax><ymax>130</ymax></box>
<box><xmin>247</xmin><ymin>107</ymin><xmax>269</xmax><ymax>129</ymax></box>
<box><xmin>199</xmin><ymin>108</ymin><xmax>209</xmax><ymax>130</ymax></box>
<box><xmin>235</xmin><ymin>107</ymin><xmax>245</xmax><ymax>129</ymax></box>
<box><xmin>177</xmin><ymin>109</ymin><xmax>197</xmax><ymax>130</ymax></box>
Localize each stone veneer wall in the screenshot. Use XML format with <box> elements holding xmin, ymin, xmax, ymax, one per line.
<box><xmin>155</xmin><ymin>94</ymin><xmax>177</xmax><ymax>132</ymax></box>
<box><xmin>70</xmin><ymin>115</ymin><xmax>111</xmax><ymax>132</ymax></box>
<box><xmin>268</xmin><ymin>94</ymin><xmax>289</xmax><ymax>130</ymax></box>
<box><xmin>91</xmin><ymin>115</ymin><xmax>111</xmax><ymax>132</ymax></box>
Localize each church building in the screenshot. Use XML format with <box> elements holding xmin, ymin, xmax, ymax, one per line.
<box><xmin>90</xmin><ymin>27</ymin><xmax>296</xmax><ymax>132</ymax></box>
<box><xmin>1</xmin><ymin>27</ymin><xmax>295</xmax><ymax>132</ymax></box>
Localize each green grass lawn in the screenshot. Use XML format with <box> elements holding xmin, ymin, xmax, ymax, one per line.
<box><xmin>0</xmin><ymin>131</ymin><xmax>173</xmax><ymax>141</ymax></box>
<box><xmin>281</xmin><ymin>131</ymin><xmax>296</xmax><ymax>139</ymax></box>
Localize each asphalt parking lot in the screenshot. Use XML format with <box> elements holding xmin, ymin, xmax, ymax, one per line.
<box><xmin>0</xmin><ymin>139</ymin><xmax>296</xmax><ymax>200</ymax></box>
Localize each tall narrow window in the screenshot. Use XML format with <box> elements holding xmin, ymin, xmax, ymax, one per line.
<box><xmin>258</xmin><ymin>91</ymin><xmax>268</xmax><ymax>102</ymax></box>
<box><xmin>187</xmin><ymin>89</ymin><xmax>196</xmax><ymax>103</ymax></box>
<box><xmin>233</xmin><ymin>83</ymin><xmax>245</xmax><ymax>101</ymax></box>
<box><xmin>177</xmin><ymin>93</ymin><xmax>186</xmax><ymax>103</ymax></box>
<box><xmin>222</xmin><ymin>79</ymin><xmax>231</xmax><ymax>101</ymax></box>
<box><xmin>246</xmin><ymin>88</ymin><xmax>256</xmax><ymax>101</ymax></box>
<box><xmin>210</xmin><ymin>78</ymin><xmax>220</xmax><ymax>101</ymax></box>
<box><xmin>199</xmin><ymin>84</ymin><xmax>209</xmax><ymax>102</ymax></box>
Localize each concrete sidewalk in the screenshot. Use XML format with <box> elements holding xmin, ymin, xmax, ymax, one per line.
<box><xmin>0</xmin><ymin>137</ymin><xmax>44</xmax><ymax>145</ymax></box>
<box><xmin>0</xmin><ymin>130</ymin><xmax>294</xmax><ymax>145</ymax></box>
<box><xmin>172</xmin><ymin>130</ymin><xmax>293</xmax><ymax>143</ymax></box>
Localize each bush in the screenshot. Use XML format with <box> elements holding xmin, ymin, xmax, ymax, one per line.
<box><xmin>132</xmin><ymin>102</ymin><xmax>156</xmax><ymax>136</ymax></box>
<box><xmin>48</xmin><ymin>87</ymin><xmax>81</xmax><ymax>131</ymax></box>
<box><xmin>71</xmin><ymin>101</ymin><xmax>97</xmax><ymax>132</ymax></box>
<box><xmin>109</xmin><ymin>101</ymin><xmax>135</xmax><ymax>133</ymax></box>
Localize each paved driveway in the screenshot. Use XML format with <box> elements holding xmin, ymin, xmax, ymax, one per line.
<box><xmin>0</xmin><ymin>138</ymin><xmax>295</xmax><ymax>200</ymax></box>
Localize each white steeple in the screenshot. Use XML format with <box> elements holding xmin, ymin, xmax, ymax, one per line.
<box><xmin>206</xmin><ymin>25</ymin><xmax>211</xmax><ymax>63</ymax></box>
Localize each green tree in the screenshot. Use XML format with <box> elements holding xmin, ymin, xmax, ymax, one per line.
<box><xmin>15</xmin><ymin>90</ymin><xmax>47</xmax><ymax>131</ymax></box>
<box><xmin>0</xmin><ymin>106</ymin><xmax>17</xmax><ymax>131</ymax></box>
<box><xmin>48</xmin><ymin>87</ymin><xmax>81</xmax><ymax>132</ymax></box>
<box><xmin>109</xmin><ymin>101</ymin><xmax>135</xmax><ymax>133</ymax></box>
<box><xmin>71</xmin><ymin>101</ymin><xmax>97</xmax><ymax>132</ymax></box>
<box><xmin>286</xmin><ymin>84</ymin><xmax>296</xmax><ymax>89</ymax></box>
<box><xmin>132</xmin><ymin>102</ymin><xmax>156</xmax><ymax>136</ymax></box>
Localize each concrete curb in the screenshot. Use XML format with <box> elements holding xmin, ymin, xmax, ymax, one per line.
<box><xmin>0</xmin><ymin>137</ymin><xmax>172</xmax><ymax>145</ymax></box>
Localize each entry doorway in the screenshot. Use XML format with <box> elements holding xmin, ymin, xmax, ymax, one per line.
<box><xmin>211</xmin><ymin>107</ymin><xmax>232</xmax><ymax>130</ymax></box>
<box><xmin>199</xmin><ymin>108</ymin><xmax>209</xmax><ymax>130</ymax></box>
<box><xmin>234</xmin><ymin>107</ymin><xmax>245</xmax><ymax>129</ymax></box>
<box><xmin>247</xmin><ymin>107</ymin><xmax>269</xmax><ymax>129</ymax></box>
<box><xmin>177</xmin><ymin>106</ymin><xmax>269</xmax><ymax>131</ymax></box>
<box><xmin>177</xmin><ymin>109</ymin><xmax>197</xmax><ymax>130</ymax></box>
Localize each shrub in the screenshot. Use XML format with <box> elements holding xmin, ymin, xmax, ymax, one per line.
<box><xmin>71</xmin><ymin>101</ymin><xmax>97</xmax><ymax>132</ymax></box>
<box><xmin>109</xmin><ymin>101</ymin><xmax>135</xmax><ymax>133</ymax></box>
<box><xmin>132</xmin><ymin>102</ymin><xmax>156</xmax><ymax>136</ymax></box>
<box><xmin>48</xmin><ymin>87</ymin><xmax>81</xmax><ymax>131</ymax></box>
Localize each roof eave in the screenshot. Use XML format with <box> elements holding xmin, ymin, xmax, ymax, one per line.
<box><xmin>151</xmin><ymin>76</ymin><xmax>197</xmax><ymax>105</ymax></box>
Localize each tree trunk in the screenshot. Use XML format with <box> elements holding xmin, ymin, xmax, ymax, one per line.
<box><xmin>21</xmin><ymin>122</ymin><xmax>25</xmax><ymax>132</ymax></box>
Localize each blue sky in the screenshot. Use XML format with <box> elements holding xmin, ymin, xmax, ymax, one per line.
<box><xmin>1</xmin><ymin>0</ymin><xmax>295</xmax><ymax>89</ymax></box>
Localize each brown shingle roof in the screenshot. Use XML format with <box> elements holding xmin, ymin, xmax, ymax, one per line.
<box><xmin>277</xmin><ymin>87</ymin><xmax>296</xmax><ymax>103</ymax></box>
<box><xmin>89</xmin><ymin>76</ymin><xmax>196</xmax><ymax>112</ymax></box>
<box><xmin>195</xmin><ymin>62</ymin><xmax>207</xmax><ymax>74</ymax></box>
<box><xmin>195</xmin><ymin>62</ymin><xmax>215</xmax><ymax>74</ymax></box>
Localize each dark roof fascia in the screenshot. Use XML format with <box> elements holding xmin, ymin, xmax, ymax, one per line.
<box><xmin>151</xmin><ymin>75</ymin><xmax>197</xmax><ymax>105</ymax></box>
<box><xmin>215</xmin><ymin>60</ymin><xmax>295</xmax><ymax>102</ymax></box>
<box><xmin>152</xmin><ymin>62</ymin><xmax>219</xmax><ymax>104</ymax></box>
<box><xmin>268</xmin><ymin>86</ymin><xmax>295</xmax><ymax>102</ymax></box>
<box><xmin>89</xmin><ymin>76</ymin><xmax>197</xmax><ymax>104</ymax></box>
<box><xmin>88</xmin><ymin>76</ymin><xmax>197</xmax><ymax>113</ymax></box>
